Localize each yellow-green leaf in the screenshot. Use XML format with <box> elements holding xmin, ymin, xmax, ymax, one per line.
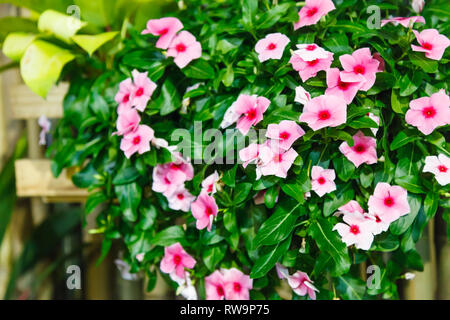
<box><xmin>72</xmin><ymin>32</ymin><xmax>119</xmax><ymax>56</ymax></box>
<box><xmin>38</xmin><ymin>9</ymin><xmax>87</xmax><ymax>42</ymax></box>
<box><xmin>2</xmin><ymin>32</ymin><xmax>37</xmax><ymax>62</ymax></box>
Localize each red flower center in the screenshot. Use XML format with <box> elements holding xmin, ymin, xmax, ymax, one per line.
<box><xmin>170</xmin><ymin>163</ymin><xmax>182</xmax><ymax>170</ymax></box>
<box><xmin>267</xmin><ymin>43</ymin><xmax>277</xmax><ymax>50</ymax></box>
<box><xmin>354</xmin><ymin>144</ymin><xmax>366</xmax><ymax>154</ymax></box>
<box><xmin>306</xmin><ymin>7</ymin><xmax>318</xmax><ymax>17</ymax></box>
<box><xmin>349</xmin><ymin>225</ymin><xmax>360</xmax><ymax>235</ymax></box>
<box><xmin>422</xmin><ymin>106</ymin><xmax>436</xmax><ymax>118</ymax></box>
<box><xmin>123</xmin><ymin>94</ymin><xmax>130</xmax><ymax>103</ymax></box>
<box><xmin>247</xmin><ymin>109</ymin><xmax>257</xmax><ymax>120</ymax></box>
<box><xmin>279</xmin><ymin>132</ymin><xmax>290</xmax><ymax>140</ymax></box>
<box><xmin>306</xmin><ymin>45</ymin><xmax>317</xmax><ymax>51</ymax></box>
<box><xmin>338</xmin><ymin>80</ymin><xmax>350</xmax><ymax>90</ymax></box>
<box><xmin>384</xmin><ymin>197</ymin><xmax>395</xmax><ymax>207</ymax></box>
<box><xmin>207</xmin><ymin>184</ymin><xmax>214</xmax><ymax>193</ymax></box>
<box><xmin>233</xmin><ymin>283</ymin><xmax>242</xmax><ymax>292</ymax></box>
<box><xmin>354</xmin><ymin>65</ymin><xmax>365</xmax><ymax>74</ymax></box>
<box><xmin>274</xmin><ymin>154</ymin><xmax>283</xmax><ymax>163</ymax></box>
<box><xmin>205</xmin><ymin>206</ymin><xmax>214</xmax><ymax>216</ymax></box>
<box><xmin>164</xmin><ymin>177</ymin><xmax>171</xmax><ymax>185</ymax></box>
<box><xmin>318</xmin><ymin>177</ymin><xmax>326</xmax><ymax>185</ymax></box>
<box><xmin>173</xmin><ymin>254</ymin><xmax>182</xmax><ymax>265</ymax></box>
<box><xmin>159</xmin><ymin>28</ymin><xmax>169</xmax><ymax>35</ymax></box>
<box><xmin>438</xmin><ymin>165</ymin><xmax>448</xmax><ymax>173</ymax></box>
<box><xmin>318</xmin><ymin>110</ymin><xmax>331</xmax><ymax>120</ymax></box>
<box><xmin>135</xmin><ymin>87</ymin><xmax>144</xmax><ymax>97</ymax></box>
<box><xmin>307</xmin><ymin>59</ymin><xmax>319</xmax><ymax>66</ymax></box>
<box><xmin>176</xmin><ymin>43</ymin><xmax>187</xmax><ymax>52</ymax></box>
<box><xmin>177</xmin><ymin>193</ymin><xmax>185</xmax><ymax>200</ymax></box>
<box><xmin>216</xmin><ymin>286</ymin><xmax>224</xmax><ymax>296</ymax></box>
<box><xmin>132</xmin><ymin>136</ymin><xmax>141</xmax><ymax>145</ymax></box>
<box><xmin>422</xmin><ymin>43</ymin><xmax>433</xmax><ymax>50</ymax></box>
<box><xmin>375</xmin><ymin>215</ymin><xmax>381</xmax><ymax>223</ymax></box>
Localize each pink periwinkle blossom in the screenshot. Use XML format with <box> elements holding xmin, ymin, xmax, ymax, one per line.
<box><xmin>167</xmin><ymin>185</ymin><xmax>196</xmax><ymax>212</ymax></box>
<box><xmin>299</xmin><ymin>94</ymin><xmax>348</xmax><ymax>131</ymax></box>
<box><xmin>339</xmin><ymin>48</ymin><xmax>380</xmax><ymax>91</ymax></box>
<box><xmin>114</xmin><ymin>107</ymin><xmax>140</xmax><ymax>136</ymax></box>
<box><xmin>337</xmin><ymin>201</ymin><xmax>389</xmax><ymax>235</ymax></box>
<box><xmin>131</xmin><ymin>70</ymin><xmax>157</xmax><ymax>112</ymax></box>
<box><xmin>290</xmin><ymin>50</ymin><xmax>334</xmax><ymax>82</ymax></box>
<box><xmin>223</xmin><ymin>268</ymin><xmax>253</xmax><ymax>300</ymax></box>
<box><xmin>205</xmin><ymin>270</ymin><xmax>226</xmax><ymax>300</ymax></box>
<box><xmin>294</xmin><ymin>0</ymin><xmax>336</xmax><ymax>30</ymax></box>
<box><xmin>258</xmin><ymin>141</ymin><xmax>299</xmax><ymax>179</ymax></box>
<box><xmin>266</xmin><ymin>120</ymin><xmax>305</xmax><ymax>150</ymax></box>
<box><xmin>152</xmin><ymin>160</ymin><xmax>194</xmax><ymax>196</ymax></box>
<box><xmin>412</xmin><ymin>0</ymin><xmax>425</xmax><ymax>13</ymax></box>
<box><xmin>368</xmin><ymin>183</ymin><xmax>410</xmax><ymax>224</ymax></box>
<box><xmin>294</xmin><ymin>85</ymin><xmax>312</xmax><ymax>105</ymax></box>
<box><xmin>405</xmin><ymin>90</ymin><xmax>450</xmax><ymax>135</ymax></box>
<box><xmin>311</xmin><ymin>166</ymin><xmax>336</xmax><ymax>197</ymax></box>
<box><xmin>115</xmin><ymin>78</ymin><xmax>135</xmax><ymax>113</ymax></box>
<box><xmin>167</xmin><ymin>31</ymin><xmax>202</xmax><ymax>69</ymax></box>
<box><xmin>142</xmin><ymin>17</ymin><xmax>183</xmax><ymax>49</ymax></box>
<box><xmin>333</xmin><ymin>211</ymin><xmax>375</xmax><ymax>250</ymax></box>
<box><xmin>191</xmin><ymin>193</ymin><xmax>219</xmax><ymax>232</ymax></box>
<box><xmin>160</xmin><ymin>242</ymin><xmax>196</xmax><ymax>278</ymax></box>
<box><xmin>201</xmin><ymin>171</ymin><xmax>220</xmax><ymax>195</ymax></box>
<box><xmin>225</xmin><ymin>94</ymin><xmax>270</xmax><ymax>135</ymax></box>
<box><xmin>120</xmin><ymin>124</ymin><xmax>154</xmax><ymax>159</ymax></box>
<box><xmin>38</xmin><ymin>115</ymin><xmax>51</xmax><ymax>146</ymax></box>
<box><xmin>381</xmin><ymin>16</ymin><xmax>425</xmax><ymax>28</ymax></box>
<box><xmin>325</xmin><ymin>68</ymin><xmax>362</xmax><ymax>104</ymax></box>
<box><xmin>423</xmin><ymin>154</ymin><xmax>450</xmax><ymax>186</ymax></box>
<box><xmin>287</xmin><ymin>271</ymin><xmax>319</xmax><ymax>300</ymax></box>
<box><xmin>255</xmin><ymin>33</ymin><xmax>290</xmax><ymax>62</ymax></box>
<box><xmin>411</xmin><ymin>29</ymin><xmax>450</xmax><ymax>61</ymax></box>
<box><xmin>339</xmin><ymin>131</ymin><xmax>378</xmax><ymax>168</ymax></box>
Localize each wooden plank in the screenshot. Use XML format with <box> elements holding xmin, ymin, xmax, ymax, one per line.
<box><xmin>10</xmin><ymin>83</ymin><xmax>68</xmax><ymax>120</ymax></box>
<box><xmin>15</xmin><ymin>159</ymin><xmax>88</xmax><ymax>200</ymax></box>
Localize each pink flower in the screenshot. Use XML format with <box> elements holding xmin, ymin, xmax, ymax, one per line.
<box><xmin>299</xmin><ymin>95</ymin><xmax>347</xmax><ymax>131</ymax></box>
<box><xmin>423</xmin><ymin>154</ymin><xmax>450</xmax><ymax>186</ymax></box>
<box><xmin>114</xmin><ymin>107</ymin><xmax>140</xmax><ymax>136</ymax></box>
<box><xmin>205</xmin><ymin>270</ymin><xmax>226</xmax><ymax>300</ymax></box>
<box><xmin>38</xmin><ymin>115</ymin><xmax>51</xmax><ymax>146</ymax></box>
<box><xmin>120</xmin><ymin>125</ymin><xmax>154</xmax><ymax>159</ymax></box>
<box><xmin>167</xmin><ymin>31</ymin><xmax>202</xmax><ymax>69</ymax></box>
<box><xmin>294</xmin><ymin>85</ymin><xmax>311</xmax><ymax>105</ymax></box>
<box><xmin>167</xmin><ymin>185</ymin><xmax>196</xmax><ymax>212</ymax></box>
<box><xmin>365</xmin><ymin>212</ymin><xmax>390</xmax><ymax>235</ymax></box>
<box><xmin>152</xmin><ymin>161</ymin><xmax>194</xmax><ymax>196</ymax></box>
<box><xmin>338</xmin><ymin>200</ymin><xmax>365</xmax><ymax>215</ymax></box>
<box><xmin>223</xmin><ymin>268</ymin><xmax>253</xmax><ymax>300</ymax></box>
<box><xmin>338</xmin><ymin>201</ymin><xmax>389</xmax><ymax>235</ymax></box>
<box><xmin>381</xmin><ymin>16</ymin><xmax>425</xmax><ymax>28</ymax></box>
<box><xmin>405</xmin><ymin>90</ymin><xmax>450</xmax><ymax>135</ymax></box>
<box><xmin>292</xmin><ymin>44</ymin><xmax>330</xmax><ymax>61</ymax></box>
<box><xmin>160</xmin><ymin>243</ymin><xmax>196</xmax><ymax>278</ymax></box>
<box><xmin>266</xmin><ymin>120</ymin><xmax>305</xmax><ymax>150</ymax></box>
<box><xmin>287</xmin><ymin>271</ymin><xmax>319</xmax><ymax>300</ymax></box>
<box><xmin>202</xmin><ymin>171</ymin><xmax>220</xmax><ymax>195</ymax></box>
<box><xmin>412</xmin><ymin>0</ymin><xmax>425</xmax><ymax>13</ymax></box>
<box><xmin>411</xmin><ymin>29</ymin><xmax>450</xmax><ymax>61</ymax></box>
<box><xmin>255</xmin><ymin>33</ymin><xmax>290</xmax><ymax>62</ymax></box>
<box><xmin>142</xmin><ymin>17</ymin><xmax>183</xmax><ymax>49</ymax></box>
<box><xmin>339</xmin><ymin>131</ymin><xmax>377</xmax><ymax>168</ymax></box>
<box><xmin>294</xmin><ymin>0</ymin><xmax>336</xmax><ymax>30</ymax></box>
<box><xmin>191</xmin><ymin>193</ymin><xmax>219</xmax><ymax>232</ymax></box>
<box><xmin>339</xmin><ymin>48</ymin><xmax>380</xmax><ymax>91</ymax></box>
<box><xmin>115</xmin><ymin>78</ymin><xmax>134</xmax><ymax>113</ymax></box>
<box><xmin>258</xmin><ymin>141</ymin><xmax>299</xmax><ymax>179</ymax></box>
<box><xmin>231</xmin><ymin>94</ymin><xmax>271</xmax><ymax>135</ymax></box>
<box><xmin>311</xmin><ymin>166</ymin><xmax>336</xmax><ymax>197</ymax></box>
<box><xmin>290</xmin><ymin>51</ymin><xmax>334</xmax><ymax>82</ymax></box>
<box><xmin>325</xmin><ymin>68</ymin><xmax>362</xmax><ymax>104</ymax></box>
<box><xmin>275</xmin><ymin>263</ymin><xmax>290</xmax><ymax>280</ymax></box>
<box><xmin>131</xmin><ymin>70</ymin><xmax>157</xmax><ymax>112</ymax></box>
<box><xmin>333</xmin><ymin>211</ymin><xmax>375</xmax><ymax>250</ymax></box>
<box><xmin>368</xmin><ymin>183</ymin><xmax>410</xmax><ymax>224</ymax></box>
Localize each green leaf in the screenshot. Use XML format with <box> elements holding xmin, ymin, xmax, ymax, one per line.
<box><xmin>373</xmin><ymin>233</ymin><xmax>400</xmax><ymax>252</ymax></box>
<box><xmin>113</xmin><ymin>166</ymin><xmax>140</xmax><ymax>185</ymax></box>
<box><xmin>348</xmin><ymin>116</ymin><xmax>378</xmax><ymax>129</ymax></box>
<box><xmin>399</xmin><ymin>72</ymin><xmax>422</xmax><ymax>97</ymax></box>
<box><xmin>203</xmin><ymin>244</ymin><xmax>227</xmax><ymax>271</ymax></box>
<box><xmin>332</xmin><ymin>157</ymin><xmax>355</xmax><ymax>182</ymax></box>
<box><xmin>253</xmin><ymin>199</ymin><xmax>301</xmax><ymax>248</ymax></box>
<box><xmin>264</xmin><ymin>186</ymin><xmax>278</xmax><ymax>209</ymax></box>
<box><xmin>38</xmin><ymin>9</ymin><xmax>87</xmax><ymax>42</ymax></box>
<box><xmin>253</xmin><ymin>176</ymin><xmax>281</xmax><ymax>191</ymax></box>
<box><xmin>233</xmin><ymin>183</ymin><xmax>252</xmax><ymax>205</ymax></box>
<box><xmin>424</xmin><ymin>192</ymin><xmax>439</xmax><ymax>219</ymax></box>
<box><xmin>323</xmin><ymin>183</ymin><xmax>355</xmax><ymax>217</ymax></box>
<box><xmin>390</xmin><ymin>194</ymin><xmax>421</xmax><ymax>235</ymax></box>
<box><xmin>222</xmin><ymin>165</ymin><xmax>237</xmax><ymax>188</ymax></box>
<box><xmin>281</xmin><ymin>183</ymin><xmax>305</xmax><ymax>203</ymax></box>
<box><xmin>250</xmin><ymin>235</ymin><xmax>291</xmax><ymax>279</ymax></box>
<box><xmin>115</xmin><ymin>183</ymin><xmax>141</xmax><ymax>222</ymax></box>
<box><xmin>390</xmin><ymin>130</ymin><xmax>419</xmax><ymax>151</ymax></box>
<box><xmin>2</xmin><ymin>32</ymin><xmax>36</xmax><ymax>62</ymax></box>
<box><xmin>182</xmin><ymin>59</ymin><xmax>215</xmax><ymax>80</ymax></box>
<box><xmin>391</xmin><ymin>89</ymin><xmax>409</xmax><ymax>114</ymax></box>
<box><xmin>151</xmin><ymin>226</ymin><xmax>185</xmax><ymax>247</ymax></box>
<box><xmin>409</xmin><ymin>52</ymin><xmax>438</xmax><ymax>73</ymax></box>
<box><xmin>138</xmin><ymin>204</ymin><xmax>157</xmax><ymax>231</ymax></box>
<box><xmin>155</xmin><ymin>79</ymin><xmax>182</xmax><ymax>116</ymax></box>
<box><xmin>85</xmin><ymin>191</ymin><xmax>107</xmax><ymax>214</ymax></box>
<box><xmin>336</xmin><ymin>275</ymin><xmax>366</xmax><ymax>300</ymax></box>
<box><xmin>72</xmin><ymin>32</ymin><xmax>118</xmax><ymax>56</ymax></box>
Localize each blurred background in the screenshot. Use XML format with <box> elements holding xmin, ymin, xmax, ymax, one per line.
<box><xmin>0</xmin><ymin>0</ymin><xmax>449</xmax><ymax>300</ymax></box>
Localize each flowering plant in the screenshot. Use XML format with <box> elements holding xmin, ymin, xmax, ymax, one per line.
<box><xmin>46</xmin><ymin>0</ymin><xmax>449</xmax><ymax>300</ymax></box>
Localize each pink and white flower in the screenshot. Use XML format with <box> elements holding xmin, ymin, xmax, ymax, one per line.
<box><xmin>258</xmin><ymin>141</ymin><xmax>299</xmax><ymax>179</ymax></box>
<box><xmin>170</xmin><ymin>271</ymin><xmax>197</xmax><ymax>300</ymax></box>
<box><xmin>131</xmin><ymin>70</ymin><xmax>157</xmax><ymax>112</ymax></box>
<box><xmin>294</xmin><ymin>85</ymin><xmax>311</xmax><ymax>105</ymax></box>
<box><xmin>423</xmin><ymin>154</ymin><xmax>450</xmax><ymax>186</ymax></box>
<box><xmin>311</xmin><ymin>166</ymin><xmax>336</xmax><ymax>197</ymax></box>
<box><xmin>152</xmin><ymin>160</ymin><xmax>194</xmax><ymax>196</ymax></box>
<box><xmin>333</xmin><ymin>211</ymin><xmax>375</xmax><ymax>250</ymax></box>
<box><xmin>294</xmin><ymin>0</ymin><xmax>336</xmax><ymax>30</ymax></box>
<box><xmin>167</xmin><ymin>185</ymin><xmax>196</xmax><ymax>212</ymax></box>
<box><xmin>266</xmin><ymin>120</ymin><xmax>305</xmax><ymax>150</ymax></box>
<box><xmin>167</xmin><ymin>31</ymin><xmax>202</xmax><ymax>68</ymax></box>
<box><xmin>412</xmin><ymin>0</ymin><xmax>425</xmax><ymax>13</ymax></box>
<box><xmin>201</xmin><ymin>171</ymin><xmax>220</xmax><ymax>195</ymax></box>
<box><xmin>381</xmin><ymin>16</ymin><xmax>425</xmax><ymax>28</ymax></box>
<box><xmin>290</xmin><ymin>50</ymin><xmax>334</xmax><ymax>82</ymax></box>
<box><xmin>325</xmin><ymin>68</ymin><xmax>362</xmax><ymax>104</ymax></box>
<box><xmin>115</xmin><ymin>78</ymin><xmax>135</xmax><ymax>113</ymax></box>
<box><xmin>287</xmin><ymin>271</ymin><xmax>319</xmax><ymax>300</ymax></box>
<box><xmin>227</xmin><ymin>94</ymin><xmax>271</xmax><ymax>135</ymax></box>
<box><xmin>368</xmin><ymin>183</ymin><xmax>410</xmax><ymax>224</ymax></box>
<box><xmin>205</xmin><ymin>270</ymin><xmax>226</xmax><ymax>300</ymax></box>
<box><xmin>338</xmin><ymin>201</ymin><xmax>389</xmax><ymax>235</ymax></box>
<box><xmin>339</xmin><ymin>48</ymin><xmax>380</xmax><ymax>91</ymax></box>
<box><xmin>339</xmin><ymin>131</ymin><xmax>377</xmax><ymax>168</ymax></box>
<box><xmin>411</xmin><ymin>29</ymin><xmax>450</xmax><ymax>61</ymax></box>
<box><xmin>223</xmin><ymin>268</ymin><xmax>253</xmax><ymax>300</ymax></box>
<box><xmin>255</xmin><ymin>33</ymin><xmax>290</xmax><ymax>62</ymax></box>
<box><xmin>160</xmin><ymin>242</ymin><xmax>196</xmax><ymax>278</ymax></box>
<box><xmin>299</xmin><ymin>95</ymin><xmax>347</xmax><ymax>131</ymax></box>
<box><xmin>142</xmin><ymin>17</ymin><xmax>183</xmax><ymax>49</ymax></box>
<box><xmin>120</xmin><ymin>124</ymin><xmax>154</xmax><ymax>159</ymax></box>
<box><xmin>338</xmin><ymin>200</ymin><xmax>365</xmax><ymax>216</ymax></box>
<box><xmin>38</xmin><ymin>115</ymin><xmax>51</xmax><ymax>146</ymax></box>
<box><xmin>191</xmin><ymin>193</ymin><xmax>219</xmax><ymax>232</ymax></box>
<box><xmin>114</xmin><ymin>107</ymin><xmax>140</xmax><ymax>136</ymax></box>
<box><xmin>405</xmin><ymin>90</ymin><xmax>450</xmax><ymax>135</ymax></box>
<box><xmin>292</xmin><ymin>44</ymin><xmax>330</xmax><ymax>61</ymax></box>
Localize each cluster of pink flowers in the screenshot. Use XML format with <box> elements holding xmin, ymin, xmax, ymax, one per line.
<box><xmin>276</xmin><ymin>264</ymin><xmax>319</xmax><ymax>300</ymax></box>
<box><xmin>205</xmin><ymin>268</ymin><xmax>253</xmax><ymax>300</ymax></box>
<box><xmin>142</xmin><ymin>17</ymin><xmax>202</xmax><ymax>69</ymax></box>
<box><xmin>334</xmin><ymin>183</ymin><xmax>410</xmax><ymax>250</ymax></box>
<box><xmin>190</xmin><ymin>172</ymin><xmax>220</xmax><ymax>232</ymax></box>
